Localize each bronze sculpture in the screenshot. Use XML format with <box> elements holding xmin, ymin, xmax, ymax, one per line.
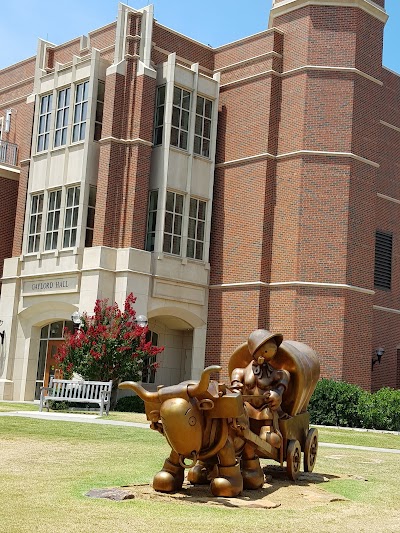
<box><xmin>119</xmin><ymin>329</ymin><xmax>320</xmax><ymax>497</ymax></box>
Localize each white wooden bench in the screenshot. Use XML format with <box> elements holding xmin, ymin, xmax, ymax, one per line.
<box><xmin>39</xmin><ymin>379</ymin><xmax>113</xmax><ymax>416</ymax></box>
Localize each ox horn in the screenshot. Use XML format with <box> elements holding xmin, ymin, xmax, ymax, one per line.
<box><xmin>118</xmin><ymin>381</ymin><xmax>160</xmax><ymax>403</ymax></box>
<box><xmin>187</xmin><ymin>365</ymin><xmax>221</xmax><ymax>397</ymax></box>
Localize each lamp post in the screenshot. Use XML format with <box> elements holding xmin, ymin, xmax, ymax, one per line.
<box><xmin>71</xmin><ymin>311</ymin><xmax>81</xmax><ymax>333</ymax></box>
<box><xmin>135</xmin><ymin>315</ymin><xmax>148</xmax><ymax>328</ymax></box>
<box><xmin>372</xmin><ymin>347</ymin><xmax>385</xmax><ymax>370</ymax></box>
<box><xmin>0</xmin><ymin>320</ymin><xmax>4</xmax><ymax>345</ymax></box>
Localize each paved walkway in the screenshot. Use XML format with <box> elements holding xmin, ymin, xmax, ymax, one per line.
<box><xmin>1</xmin><ymin>410</ymin><xmax>399</xmax><ymax>454</ymax></box>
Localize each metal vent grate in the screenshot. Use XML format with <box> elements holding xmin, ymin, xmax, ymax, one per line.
<box><xmin>374</xmin><ymin>231</ymin><xmax>392</xmax><ymax>290</ymax></box>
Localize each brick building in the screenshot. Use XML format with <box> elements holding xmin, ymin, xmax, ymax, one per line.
<box><xmin>0</xmin><ymin>0</ymin><xmax>399</xmax><ymax>401</ymax></box>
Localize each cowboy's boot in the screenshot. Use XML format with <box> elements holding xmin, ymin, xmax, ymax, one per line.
<box><xmin>188</xmin><ymin>460</ymin><xmax>216</xmax><ymax>485</ymax></box>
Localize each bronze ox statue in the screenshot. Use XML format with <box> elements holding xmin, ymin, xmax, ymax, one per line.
<box><xmin>119</xmin><ymin>329</ymin><xmax>320</xmax><ymax>498</ymax></box>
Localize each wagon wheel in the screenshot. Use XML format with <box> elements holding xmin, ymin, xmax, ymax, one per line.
<box><xmin>286</xmin><ymin>439</ymin><xmax>301</xmax><ymax>481</ymax></box>
<box><xmin>304</xmin><ymin>428</ymin><xmax>318</xmax><ymax>472</ymax></box>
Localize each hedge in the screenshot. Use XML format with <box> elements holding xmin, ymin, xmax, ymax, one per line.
<box><xmin>308</xmin><ymin>378</ymin><xmax>400</xmax><ymax>431</ymax></box>
<box><xmin>115</xmin><ymin>395</ymin><xmax>145</xmax><ymax>413</ymax></box>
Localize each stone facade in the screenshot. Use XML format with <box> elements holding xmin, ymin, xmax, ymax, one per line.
<box><xmin>0</xmin><ymin>0</ymin><xmax>399</xmax><ymax>400</ymax></box>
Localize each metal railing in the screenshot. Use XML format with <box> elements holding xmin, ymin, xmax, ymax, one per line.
<box><xmin>0</xmin><ymin>140</ymin><xmax>18</xmax><ymax>166</ymax></box>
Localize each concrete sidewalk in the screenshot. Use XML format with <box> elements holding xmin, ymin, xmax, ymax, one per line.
<box><xmin>1</xmin><ymin>410</ymin><xmax>400</xmax><ymax>454</ymax></box>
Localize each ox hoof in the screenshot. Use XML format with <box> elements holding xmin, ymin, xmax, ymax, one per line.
<box><xmin>188</xmin><ymin>461</ymin><xmax>212</xmax><ymax>485</ymax></box>
<box><xmin>210</xmin><ymin>463</ymin><xmax>243</xmax><ymax>497</ymax></box>
<box><xmin>241</xmin><ymin>457</ymin><xmax>264</xmax><ymax>489</ymax></box>
<box><xmin>152</xmin><ymin>459</ymin><xmax>184</xmax><ymax>493</ymax></box>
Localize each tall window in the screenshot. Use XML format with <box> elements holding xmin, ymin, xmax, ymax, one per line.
<box><xmin>171</xmin><ymin>86</ymin><xmax>190</xmax><ymax>150</ymax></box>
<box><xmin>45</xmin><ymin>190</ymin><xmax>61</xmax><ymax>250</ymax></box>
<box><xmin>72</xmin><ymin>81</ymin><xmax>89</xmax><ymax>143</ymax></box>
<box><xmin>374</xmin><ymin>231</ymin><xmax>393</xmax><ymax>290</ymax></box>
<box><xmin>28</xmin><ymin>193</ymin><xmax>44</xmax><ymax>253</ymax></box>
<box><xmin>153</xmin><ymin>85</ymin><xmax>165</xmax><ymax>146</ymax></box>
<box><xmin>54</xmin><ymin>88</ymin><xmax>70</xmax><ymax>147</ymax></box>
<box><xmin>85</xmin><ymin>186</ymin><xmax>96</xmax><ymax>247</ymax></box>
<box><xmin>141</xmin><ymin>331</ymin><xmax>158</xmax><ymax>384</ymax></box>
<box><xmin>94</xmin><ymin>81</ymin><xmax>105</xmax><ymax>141</ymax></box>
<box><xmin>37</xmin><ymin>94</ymin><xmax>53</xmax><ymax>152</ymax></box>
<box><xmin>187</xmin><ymin>198</ymin><xmax>206</xmax><ymax>260</ymax></box>
<box><xmin>163</xmin><ymin>191</ymin><xmax>183</xmax><ymax>255</ymax></box>
<box><xmin>194</xmin><ymin>96</ymin><xmax>212</xmax><ymax>158</ymax></box>
<box><xmin>145</xmin><ymin>190</ymin><xmax>158</xmax><ymax>252</ymax></box>
<box><xmin>63</xmin><ymin>186</ymin><xmax>80</xmax><ymax>248</ymax></box>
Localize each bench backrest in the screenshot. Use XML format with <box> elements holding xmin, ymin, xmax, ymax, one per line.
<box><xmin>48</xmin><ymin>379</ymin><xmax>113</xmax><ymax>400</ymax></box>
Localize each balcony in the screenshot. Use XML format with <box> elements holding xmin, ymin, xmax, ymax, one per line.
<box><xmin>0</xmin><ymin>140</ymin><xmax>18</xmax><ymax>167</ymax></box>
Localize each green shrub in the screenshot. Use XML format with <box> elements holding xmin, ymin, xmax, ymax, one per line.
<box><xmin>115</xmin><ymin>395</ymin><xmax>145</xmax><ymax>413</ymax></box>
<box><xmin>309</xmin><ymin>379</ymin><xmax>400</xmax><ymax>431</ymax></box>
<box><xmin>309</xmin><ymin>378</ymin><xmax>367</xmax><ymax>427</ymax></box>
<box><xmin>359</xmin><ymin>387</ymin><xmax>400</xmax><ymax>431</ymax></box>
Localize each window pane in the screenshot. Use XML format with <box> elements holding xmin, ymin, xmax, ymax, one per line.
<box><xmin>204</xmin><ymin>99</ymin><xmax>212</xmax><ymax>118</ymax></box>
<box><xmin>173</xmin><ymin>86</ymin><xmax>181</xmax><ymax>106</ymax></box>
<box><xmin>172</xmin><ymin>107</ymin><xmax>180</xmax><ymax>128</ymax></box>
<box><xmin>157</xmin><ymin>85</ymin><xmax>165</xmax><ymax>106</ymax></box>
<box><xmin>198</xmin><ymin>201</ymin><xmax>206</xmax><ymax>220</ymax></box>
<box><xmin>196</xmin><ymin>242</ymin><xmax>204</xmax><ymax>260</ymax></box>
<box><xmin>187</xmin><ymin>239</ymin><xmax>195</xmax><ymax>258</ymax></box>
<box><xmin>188</xmin><ymin>218</ymin><xmax>196</xmax><ymax>239</ymax></box>
<box><xmin>165</xmin><ymin>212</ymin><xmax>173</xmax><ymax>233</ymax></box>
<box><xmin>182</xmin><ymin>91</ymin><xmax>190</xmax><ymax>110</ymax></box>
<box><xmin>196</xmin><ymin>96</ymin><xmax>204</xmax><ymax>115</ymax></box>
<box><xmin>166</xmin><ymin>191</ymin><xmax>174</xmax><ymax>212</ymax></box>
<box><xmin>195</xmin><ymin>115</ymin><xmax>202</xmax><ymax>136</ymax></box>
<box><xmin>175</xmin><ymin>194</ymin><xmax>183</xmax><ymax>214</ymax></box>
<box><xmin>174</xmin><ymin>214</ymin><xmax>182</xmax><ymax>235</ymax></box>
<box><xmin>163</xmin><ymin>233</ymin><xmax>171</xmax><ymax>253</ymax></box>
<box><xmin>202</xmin><ymin>139</ymin><xmax>210</xmax><ymax>158</ymax></box>
<box><xmin>197</xmin><ymin>220</ymin><xmax>205</xmax><ymax>240</ymax></box>
<box><xmin>49</xmin><ymin>321</ymin><xmax>63</xmax><ymax>338</ymax></box>
<box><xmin>170</xmin><ymin>127</ymin><xmax>179</xmax><ymax>146</ymax></box>
<box><xmin>149</xmin><ymin>191</ymin><xmax>158</xmax><ymax>211</ymax></box>
<box><xmin>189</xmin><ymin>198</ymin><xmax>197</xmax><ymax>218</ymax></box>
<box><xmin>180</xmin><ymin>131</ymin><xmax>188</xmax><ymax>150</ymax></box>
<box><xmin>172</xmin><ymin>236</ymin><xmax>181</xmax><ymax>255</ymax></box>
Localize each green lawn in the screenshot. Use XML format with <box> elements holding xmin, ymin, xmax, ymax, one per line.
<box><xmin>1</xmin><ymin>414</ymin><xmax>400</xmax><ymax>533</ymax></box>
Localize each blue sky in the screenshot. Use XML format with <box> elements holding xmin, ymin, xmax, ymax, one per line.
<box><xmin>0</xmin><ymin>0</ymin><xmax>399</xmax><ymax>73</ymax></box>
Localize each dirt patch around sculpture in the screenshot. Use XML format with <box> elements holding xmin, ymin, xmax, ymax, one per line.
<box><xmin>86</xmin><ymin>467</ymin><xmax>349</xmax><ymax>510</ymax></box>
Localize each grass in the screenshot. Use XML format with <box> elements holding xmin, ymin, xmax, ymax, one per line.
<box><xmin>1</xmin><ymin>413</ymin><xmax>400</xmax><ymax>533</ymax></box>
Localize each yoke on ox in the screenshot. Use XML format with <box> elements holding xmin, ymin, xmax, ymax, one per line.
<box><xmin>119</xmin><ymin>333</ymin><xmax>320</xmax><ymax>498</ymax></box>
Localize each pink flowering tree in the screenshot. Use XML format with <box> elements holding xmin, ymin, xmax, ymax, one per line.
<box><xmin>56</xmin><ymin>293</ymin><xmax>163</xmax><ymax>403</ymax></box>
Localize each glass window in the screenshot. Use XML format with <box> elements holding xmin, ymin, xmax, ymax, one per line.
<box><xmin>94</xmin><ymin>81</ymin><xmax>105</xmax><ymax>141</ymax></box>
<box><xmin>170</xmin><ymin>86</ymin><xmax>190</xmax><ymax>151</ymax></box>
<box><xmin>27</xmin><ymin>193</ymin><xmax>44</xmax><ymax>253</ymax></box>
<box><xmin>37</xmin><ymin>94</ymin><xmax>53</xmax><ymax>152</ymax></box>
<box><xmin>54</xmin><ymin>88</ymin><xmax>70</xmax><ymax>147</ymax></box>
<box><xmin>187</xmin><ymin>198</ymin><xmax>206</xmax><ymax>260</ymax></box>
<box><xmin>163</xmin><ymin>191</ymin><xmax>183</xmax><ymax>256</ymax></box>
<box><xmin>45</xmin><ymin>189</ymin><xmax>61</xmax><ymax>250</ymax></box>
<box><xmin>153</xmin><ymin>85</ymin><xmax>165</xmax><ymax>146</ymax></box>
<box><xmin>63</xmin><ymin>186</ymin><xmax>80</xmax><ymax>248</ymax></box>
<box><xmin>145</xmin><ymin>190</ymin><xmax>158</xmax><ymax>252</ymax></box>
<box><xmin>194</xmin><ymin>96</ymin><xmax>213</xmax><ymax>158</ymax></box>
<box><xmin>72</xmin><ymin>81</ymin><xmax>89</xmax><ymax>143</ymax></box>
<box><xmin>85</xmin><ymin>186</ymin><xmax>97</xmax><ymax>247</ymax></box>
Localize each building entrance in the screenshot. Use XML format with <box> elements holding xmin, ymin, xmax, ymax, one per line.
<box><xmin>34</xmin><ymin>320</ymin><xmax>73</xmax><ymax>399</ymax></box>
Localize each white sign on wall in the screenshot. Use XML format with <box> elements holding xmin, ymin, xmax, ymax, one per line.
<box><xmin>22</xmin><ymin>275</ymin><xmax>79</xmax><ymax>295</ymax></box>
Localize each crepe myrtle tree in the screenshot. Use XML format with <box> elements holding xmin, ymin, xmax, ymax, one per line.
<box><xmin>56</xmin><ymin>293</ymin><xmax>163</xmax><ymax>405</ymax></box>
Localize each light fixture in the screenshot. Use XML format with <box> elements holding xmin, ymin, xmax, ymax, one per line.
<box><xmin>135</xmin><ymin>315</ymin><xmax>148</xmax><ymax>328</ymax></box>
<box><xmin>71</xmin><ymin>311</ymin><xmax>81</xmax><ymax>332</ymax></box>
<box><xmin>372</xmin><ymin>347</ymin><xmax>385</xmax><ymax>370</ymax></box>
<box><xmin>0</xmin><ymin>320</ymin><xmax>4</xmax><ymax>345</ymax></box>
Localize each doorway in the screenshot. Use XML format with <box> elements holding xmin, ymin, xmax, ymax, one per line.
<box><xmin>34</xmin><ymin>320</ymin><xmax>73</xmax><ymax>399</ymax></box>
